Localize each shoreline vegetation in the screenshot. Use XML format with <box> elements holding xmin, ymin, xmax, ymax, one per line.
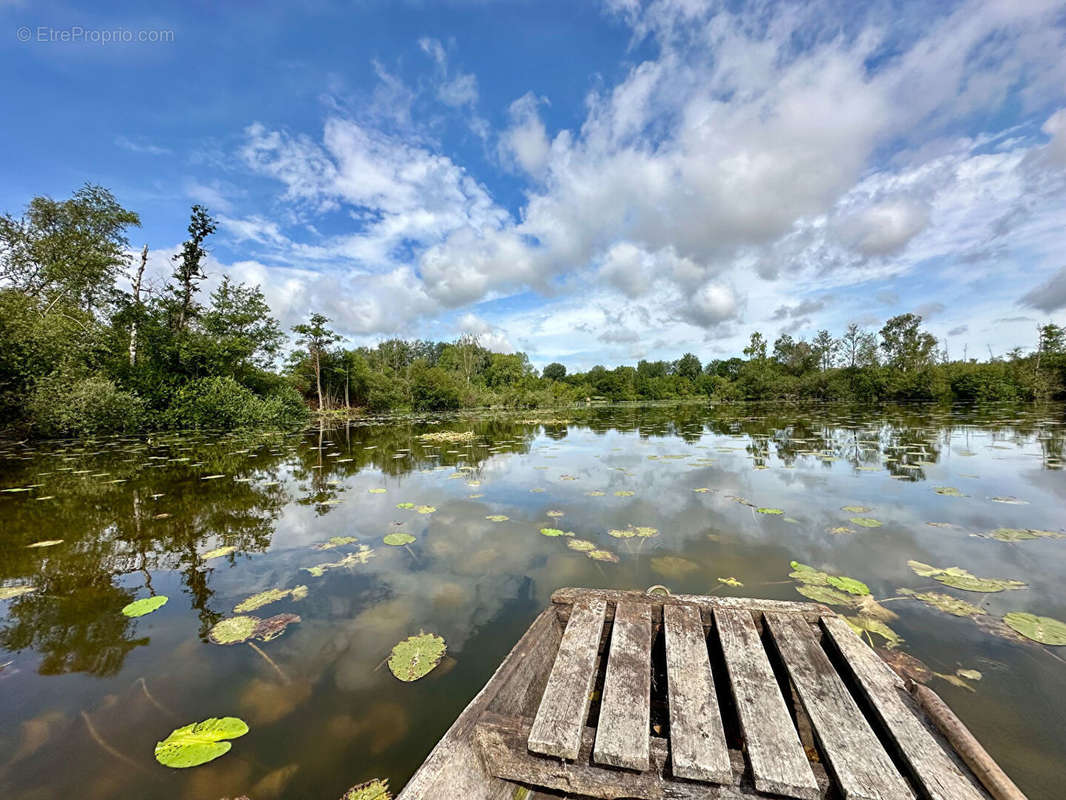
<box><xmin>2</xmin><ymin>185</ymin><xmax>1065</xmax><ymax>439</ymax></box>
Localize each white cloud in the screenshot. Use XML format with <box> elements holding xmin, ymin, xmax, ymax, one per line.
<box><xmin>499</xmin><ymin>93</ymin><xmax>551</xmax><ymax>175</ymax></box>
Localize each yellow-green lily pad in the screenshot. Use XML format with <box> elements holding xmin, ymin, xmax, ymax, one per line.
<box><xmin>384</xmin><ymin>533</ymin><xmax>416</xmax><ymax>546</ymax></box>
<box><xmin>122</xmin><ymin>595</ymin><xmax>168</xmax><ymax>617</ymax></box>
<box><xmin>154</xmin><ymin>716</ymin><xmax>249</xmax><ymax>768</ymax></box>
<box><xmin>1003</xmin><ymin>612</ymin><xmax>1066</xmax><ymax>645</ymax></box>
<box><xmin>388</xmin><ymin>632</ymin><xmax>446</xmax><ymax>681</ymax></box>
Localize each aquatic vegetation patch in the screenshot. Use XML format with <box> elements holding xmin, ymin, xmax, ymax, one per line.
<box><xmin>841</xmin><ymin>505</ymin><xmax>872</xmax><ymax>513</ymax></box>
<box><xmin>234</xmin><ymin>586</ymin><xmax>306</xmax><ymax>613</ymax></box>
<box><xmin>539</xmin><ymin>527</ymin><xmax>569</xmax><ymax>537</ymax></box>
<box><xmin>383</xmin><ymin>533</ymin><xmax>416</xmax><ymax>546</ymax></box>
<box><xmin>567</xmin><ymin>538</ymin><xmax>597</xmax><ymax>551</ymax></box>
<box><xmin>201</xmin><ymin>545</ymin><xmax>236</xmax><ymax>560</ymax></box>
<box><xmin>419</xmin><ymin>430</ymin><xmax>476</xmax><ymax>443</ymax></box>
<box><xmin>122</xmin><ymin>595</ymin><xmax>168</xmax><ymax>617</ymax></box>
<box><xmin>651</xmin><ymin>555</ymin><xmax>699</xmax><ymax>578</ymax></box>
<box><xmin>907</xmin><ymin>561</ymin><xmax>1026</xmax><ymax>592</ymax></box>
<box><xmin>849</xmin><ymin>517</ymin><xmax>882</xmax><ymax>528</ymax></box>
<box><xmin>845</xmin><ymin>616</ymin><xmax>903</xmax><ymax>648</ymax></box>
<box><xmin>304</xmin><ymin>545</ymin><xmax>376</xmax><ymax>576</ymax></box>
<box><xmin>898</xmin><ymin>589</ymin><xmax>984</xmax><ymax>617</ymax></box>
<box><xmin>485</xmin><ymin>515</ymin><xmax>509</xmax><ymax>522</ymax></box>
<box><xmin>978</xmin><ymin>528</ymin><xmax>1063</xmax><ymax>542</ymax></box>
<box><xmin>26</xmin><ymin>539</ymin><xmax>63</xmax><ymax>548</ymax></box>
<box><xmin>587</xmin><ymin>549</ymin><xmax>620</xmax><ymax>563</ymax></box>
<box><xmin>388</xmin><ymin>633</ymin><xmax>447</xmax><ymax>681</ymax></box>
<box><xmin>314</xmin><ymin>536</ymin><xmax>359</xmax><ymax>550</ymax></box>
<box><xmin>933</xmin><ymin>487</ymin><xmax>965</xmax><ymax>497</ymax></box>
<box><xmin>1002</xmin><ymin>612</ymin><xmax>1066</xmax><ymax>645</ymax></box>
<box><xmin>757</xmin><ymin>507</ymin><xmax>784</xmax><ymax>515</ymax></box>
<box><xmin>341</xmin><ymin>779</ymin><xmax>392</xmax><ymax>800</ymax></box>
<box><xmin>208</xmin><ymin>613</ymin><xmax>301</xmax><ymax>644</ymax></box>
<box><xmin>717</xmin><ymin>577</ymin><xmax>743</xmax><ymax>587</ymax></box>
<box><xmin>154</xmin><ymin>716</ymin><xmax>249</xmax><ymax>768</ymax></box>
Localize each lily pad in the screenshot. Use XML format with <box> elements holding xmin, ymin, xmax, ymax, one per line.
<box><xmin>395</xmin><ymin>502</ymin><xmax>415</xmax><ymax>510</ymax></box>
<box><xmin>208</xmin><ymin>614</ymin><xmax>300</xmax><ymax>645</ymax></box>
<box><xmin>201</xmin><ymin>546</ymin><xmax>236</xmax><ymax>560</ymax></box>
<box><xmin>934</xmin><ymin>487</ymin><xmax>964</xmax><ymax>497</ymax></box>
<box><xmin>828</xmin><ymin>526</ymin><xmax>855</xmax><ymax>535</ymax></box>
<box><xmin>341</xmin><ymin>779</ymin><xmax>392</xmax><ymax>800</ymax></box>
<box><xmin>368</xmin><ymin>488</ymin><xmax>387</xmax><ymax>494</ymax></box>
<box><xmin>757</xmin><ymin>508</ymin><xmax>784</xmax><ymax>515</ymax></box>
<box><xmin>796</xmin><ymin>585</ymin><xmax>857</xmax><ymax>607</ymax></box>
<box><xmin>235</xmin><ymin>587</ymin><xmax>304</xmax><ymax>613</ymax></box>
<box><xmin>588</xmin><ymin>549</ymin><xmax>620</xmax><ymax>563</ymax></box>
<box><xmin>827</xmin><ymin>575</ymin><xmax>870</xmax><ymax>596</ymax></box>
<box><xmin>122</xmin><ymin>596</ymin><xmax>168</xmax><ymax>617</ymax></box>
<box><xmin>956</xmin><ymin>668</ymin><xmax>983</xmax><ymax>681</ymax></box>
<box><xmin>841</xmin><ymin>505</ymin><xmax>872</xmax><ymax>513</ymax></box>
<box><xmin>717</xmin><ymin>577</ymin><xmax>743</xmax><ymax>587</ymax></box>
<box><xmin>789</xmin><ymin>561</ymin><xmax>830</xmax><ymax>586</ymax></box>
<box><xmin>154</xmin><ymin>716</ymin><xmax>249</xmax><ymax>768</ymax></box>
<box><xmin>546</xmin><ymin>510</ymin><xmax>564</xmax><ymax>518</ymax></box>
<box><xmin>585</xmin><ymin>490</ymin><xmax>605</xmax><ymax>497</ymax></box>
<box><xmin>979</xmin><ymin>528</ymin><xmax>1064</xmax><ymax>542</ymax></box>
<box><xmin>567</xmin><ymin>539</ymin><xmax>597</xmax><ymax>551</ymax></box>
<box><xmin>845</xmin><ymin>616</ymin><xmax>903</xmax><ymax>648</ymax></box>
<box><xmin>415</xmin><ymin>505</ymin><xmax>436</xmax><ymax>514</ymax></box>
<box><xmin>540</xmin><ymin>527</ymin><xmax>567</xmax><ymax>537</ymax></box>
<box><xmin>304</xmin><ymin>545</ymin><xmax>376</xmax><ymax>576</ymax></box>
<box><xmin>1002</xmin><ymin>612</ymin><xmax>1066</xmax><ymax>645</ymax></box>
<box><xmin>388</xmin><ymin>633</ymin><xmax>447</xmax><ymax>681</ymax></box>
<box><xmin>314</xmin><ymin>536</ymin><xmax>359</xmax><ymax>550</ymax></box>
<box><xmin>907</xmin><ymin>561</ymin><xmax>1026</xmax><ymax>592</ymax></box>
<box><xmin>614</xmin><ymin>490</ymin><xmax>634</xmax><ymax>497</ymax></box>
<box><xmin>485</xmin><ymin>515</ymin><xmax>509</xmax><ymax>522</ymax></box>
<box><xmin>849</xmin><ymin>517</ymin><xmax>882</xmax><ymax>528</ymax></box>
<box><xmin>899</xmin><ymin>588</ymin><xmax>984</xmax><ymax>617</ymax></box>
<box><xmin>607</xmin><ymin>527</ymin><xmax>635</xmax><ymax>538</ymax></box>
<box><xmin>384</xmin><ymin>533</ymin><xmax>416</xmax><ymax>546</ymax></box>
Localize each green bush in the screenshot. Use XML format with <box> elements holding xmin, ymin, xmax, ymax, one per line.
<box><xmin>411</xmin><ymin>366</ymin><xmax>462</xmax><ymax>411</ymax></box>
<box><xmin>165</xmin><ymin>376</ymin><xmax>308</xmax><ymax>429</ymax></box>
<box><xmin>28</xmin><ymin>375</ymin><xmax>145</xmax><ymax>436</ymax></box>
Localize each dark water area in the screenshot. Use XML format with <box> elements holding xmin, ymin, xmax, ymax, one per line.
<box><xmin>1</xmin><ymin>403</ymin><xmax>1064</xmax><ymax>799</ymax></box>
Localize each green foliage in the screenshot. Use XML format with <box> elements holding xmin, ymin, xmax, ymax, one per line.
<box><xmin>28</xmin><ymin>374</ymin><xmax>145</xmax><ymax>436</ymax></box>
<box><xmin>542</xmin><ymin>361</ymin><xmax>566</xmax><ymax>381</ymax></box>
<box><xmin>166</xmin><ymin>377</ymin><xmax>306</xmax><ymax>430</ymax></box>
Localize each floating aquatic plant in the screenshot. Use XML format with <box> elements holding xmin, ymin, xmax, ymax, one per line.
<box><xmin>201</xmin><ymin>546</ymin><xmax>236</xmax><ymax>560</ymax></box>
<box><xmin>907</xmin><ymin>561</ymin><xmax>1026</xmax><ymax>592</ymax></box>
<box><xmin>485</xmin><ymin>515</ymin><xmax>509</xmax><ymax>522</ymax></box>
<box><xmin>122</xmin><ymin>596</ymin><xmax>168</xmax><ymax>617</ymax></box>
<box><xmin>234</xmin><ymin>587</ymin><xmax>307</xmax><ymax>613</ymax></box>
<box><xmin>26</xmin><ymin>540</ymin><xmax>63</xmax><ymax>548</ymax></box>
<box><xmin>757</xmin><ymin>507</ymin><xmax>783</xmax><ymax>515</ymax></box>
<box><xmin>388</xmin><ymin>633</ymin><xmax>446</xmax><ymax>681</ymax></box>
<box><xmin>849</xmin><ymin>517</ymin><xmax>882</xmax><ymax>528</ymax></box>
<box><xmin>383</xmin><ymin>533</ymin><xmax>416</xmax><ymax>546</ymax></box>
<box><xmin>567</xmin><ymin>539</ymin><xmax>597</xmax><ymax>551</ymax></box>
<box><xmin>154</xmin><ymin>717</ymin><xmax>249</xmax><ymax>768</ymax></box>
<box><xmin>314</xmin><ymin>536</ymin><xmax>359</xmax><ymax>550</ymax></box>
<box><xmin>341</xmin><ymin>779</ymin><xmax>392</xmax><ymax>800</ymax></box>
<box><xmin>1002</xmin><ymin>612</ymin><xmax>1066</xmax><ymax>645</ymax></box>
<box><xmin>717</xmin><ymin>577</ymin><xmax>743</xmax><ymax>587</ymax></box>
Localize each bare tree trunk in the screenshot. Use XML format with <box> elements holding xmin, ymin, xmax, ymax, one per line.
<box><xmin>129</xmin><ymin>245</ymin><xmax>147</xmax><ymax>367</ymax></box>
<box><xmin>344</xmin><ymin>366</ymin><xmax>349</xmax><ymax>408</ymax></box>
<box><xmin>315</xmin><ymin>350</ymin><xmax>324</xmax><ymax>410</ymax></box>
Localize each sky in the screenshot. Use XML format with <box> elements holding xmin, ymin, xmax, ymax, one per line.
<box><xmin>2</xmin><ymin>0</ymin><xmax>1066</xmax><ymax>370</ymax></box>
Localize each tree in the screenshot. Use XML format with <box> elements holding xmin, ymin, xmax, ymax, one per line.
<box><xmin>542</xmin><ymin>362</ymin><xmax>566</xmax><ymax>381</ymax></box>
<box><xmin>743</xmin><ymin>331</ymin><xmax>767</xmax><ymax>361</ymax></box>
<box><xmin>812</xmin><ymin>329</ymin><xmax>838</xmax><ymax>371</ymax></box>
<box><xmin>675</xmin><ymin>353</ymin><xmax>702</xmax><ymax>381</ymax></box>
<box><xmin>879</xmin><ymin>313</ymin><xmax>937</xmax><ymax>371</ymax></box>
<box><xmin>1038</xmin><ymin>323</ymin><xmax>1064</xmax><ymax>357</ymax></box>
<box><xmin>773</xmin><ymin>334</ymin><xmax>817</xmax><ymax>374</ymax></box>
<box><xmin>840</xmin><ymin>323</ymin><xmax>876</xmax><ymax>368</ymax></box>
<box><xmin>292</xmin><ymin>313</ymin><xmax>342</xmax><ymax>410</ymax></box>
<box><xmin>0</xmin><ymin>183</ymin><xmax>140</xmax><ymax>315</ymax></box>
<box><xmin>170</xmin><ymin>205</ymin><xmax>216</xmax><ymax>331</ymax></box>
<box><xmin>199</xmin><ymin>278</ymin><xmax>284</xmax><ymax>375</ymax></box>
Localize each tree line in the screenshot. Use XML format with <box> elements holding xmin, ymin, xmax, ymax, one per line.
<box><xmin>2</xmin><ymin>185</ymin><xmax>1064</xmax><ymax>436</ymax></box>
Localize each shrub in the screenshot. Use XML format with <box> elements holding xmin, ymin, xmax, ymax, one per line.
<box><xmin>411</xmin><ymin>366</ymin><xmax>462</xmax><ymax>411</ymax></box>
<box><xmin>28</xmin><ymin>375</ymin><xmax>145</xmax><ymax>436</ymax></box>
<box><xmin>165</xmin><ymin>376</ymin><xmax>308</xmax><ymax>429</ymax></box>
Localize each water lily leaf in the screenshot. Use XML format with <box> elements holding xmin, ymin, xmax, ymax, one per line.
<box><xmin>614</xmin><ymin>490</ymin><xmax>635</xmax><ymax>497</ymax></box>
<box><xmin>956</xmin><ymin>668</ymin><xmax>982</xmax><ymax>681</ymax></box>
<box><xmin>540</xmin><ymin>527</ymin><xmax>567</xmax><ymax>537</ymax></box>
<box><xmin>607</xmin><ymin>528</ymin><xmax>635</xmax><ymax>538</ymax></box>
<box><xmin>588</xmin><ymin>549</ymin><xmax>620</xmax><ymax>563</ymax></box>
<box><xmin>122</xmin><ymin>596</ymin><xmax>168</xmax><ymax>617</ymax></box>
<box><xmin>633</xmin><ymin>526</ymin><xmax>658</xmax><ymax>538</ymax></box>
<box><xmin>717</xmin><ymin>577</ymin><xmax>743</xmax><ymax>587</ymax></box>
<box><xmin>314</xmin><ymin>536</ymin><xmax>359</xmax><ymax>550</ymax></box>
<box><xmin>899</xmin><ymin>588</ymin><xmax>984</xmax><ymax>617</ymax></box>
<box><xmin>585</xmin><ymin>490</ymin><xmax>605</xmax><ymax>497</ymax></box>
<box><xmin>845</xmin><ymin>616</ymin><xmax>903</xmax><ymax>648</ymax></box>
<box><xmin>201</xmin><ymin>546</ymin><xmax>236</xmax><ymax>560</ymax></box>
<box><xmin>388</xmin><ymin>633</ymin><xmax>446</xmax><ymax>681</ymax></box>
<box><xmin>841</xmin><ymin>505</ymin><xmax>872</xmax><ymax>513</ymax></box>
<box><xmin>529</xmin><ymin>488</ymin><xmax>546</xmax><ymax>493</ymax></box>
<box><xmin>849</xmin><ymin>517</ymin><xmax>882</xmax><ymax>528</ymax></box>
<box><xmin>26</xmin><ymin>540</ymin><xmax>63</xmax><ymax>548</ymax></box>
<box><xmin>796</xmin><ymin>585</ymin><xmax>857</xmax><ymax>607</ymax></box>
<box><xmin>485</xmin><ymin>515</ymin><xmax>509</xmax><ymax>522</ymax></box>
<box><xmin>567</xmin><ymin>539</ymin><xmax>597</xmax><ymax>551</ymax></box>
<box><xmin>934</xmin><ymin>487</ymin><xmax>964</xmax><ymax>497</ymax></box>
<box><xmin>789</xmin><ymin>561</ymin><xmax>830</xmax><ymax>586</ymax></box>
<box><xmin>209</xmin><ymin>614</ymin><xmax>300</xmax><ymax>644</ymax></box>
<box><xmin>384</xmin><ymin>533</ymin><xmax>416</xmax><ymax>546</ymax></box>
<box><xmin>341</xmin><ymin>778</ymin><xmax>392</xmax><ymax>800</ymax></box>
<box><xmin>828</xmin><ymin>526</ymin><xmax>855</xmax><ymax>535</ymax></box>
<box><xmin>154</xmin><ymin>716</ymin><xmax>249</xmax><ymax>768</ymax></box>
<box><xmin>856</xmin><ymin>594</ymin><xmax>898</xmax><ymax>622</ymax></box>
<box><xmin>757</xmin><ymin>508</ymin><xmax>784</xmax><ymax>515</ymax></box>
<box><xmin>827</xmin><ymin>575</ymin><xmax>870</xmax><ymax>596</ymax></box>
<box><xmin>1002</xmin><ymin>612</ymin><xmax>1066</xmax><ymax>645</ymax></box>
<box><xmin>908</xmin><ymin>561</ymin><xmax>1026</xmax><ymax>592</ymax></box>
<box><xmin>416</xmin><ymin>505</ymin><xmax>436</xmax><ymax>514</ymax></box>
<box><xmin>234</xmin><ymin>588</ymin><xmax>301</xmax><ymax>613</ymax></box>
<box><xmin>546</xmin><ymin>510</ymin><xmax>564</xmax><ymax>518</ymax></box>
<box><xmin>989</xmin><ymin>496</ymin><xmax>1027</xmax><ymax>504</ymax></box>
<box><xmin>305</xmin><ymin>545</ymin><xmax>376</xmax><ymax>576</ymax></box>
<box><xmin>290</xmin><ymin>585</ymin><xmax>308</xmax><ymax>601</ymax></box>
<box><xmin>368</xmin><ymin>488</ymin><xmax>387</xmax><ymax>494</ymax></box>
<box><xmin>395</xmin><ymin>502</ymin><xmax>415</xmax><ymax>510</ymax></box>
<box><xmin>979</xmin><ymin>528</ymin><xmax>1064</xmax><ymax>542</ymax></box>
<box><xmin>0</xmin><ymin>585</ymin><xmax>37</xmax><ymax>600</ymax></box>
<box><xmin>692</xmin><ymin>487</ymin><xmax>712</xmax><ymax>493</ymax></box>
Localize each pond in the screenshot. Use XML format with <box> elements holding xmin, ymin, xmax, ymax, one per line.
<box><xmin>1</xmin><ymin>403</ymin><xmax>1065</xmax><ymax>800</ymax></box>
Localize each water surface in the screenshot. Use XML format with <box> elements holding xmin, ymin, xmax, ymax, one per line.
<box><xmin>1</xmin><ymin>403</ymin><xmax>1064</xmax><ymax>799</ymax></box>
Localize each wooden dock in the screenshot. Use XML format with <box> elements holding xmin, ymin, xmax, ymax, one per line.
<box><xmin>397</xmin><ymin>587</ymin><xmax>1025</xmax><ymax>799</ymax></box>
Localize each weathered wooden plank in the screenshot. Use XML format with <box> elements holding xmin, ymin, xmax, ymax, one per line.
<box><xmin>553</xmin><ymin>587</ymin><xmax>829</xmax><ymax>624</ymax></box>
<box><xmin>821</xmin><ymin>616</ymin><xmax>989</xmax><ymax>800</ymax></box>
<box><xmin>397</xmin><ymin>607</ymin><xmax>561</xmax><ymax>800</ymax></box>
<box><xmin>593</xmin><ymin>600</ymin><xmax>653</xmax><ymax>770</ymax></box>
<box><xmin>477</xmin><ymin>712</ymin><xmax>763</xmax><ymax>799</ymax></box>
<box><xmin>663</xmin><ymin>603</ymin><xmax>732</xmax><ymax>783</ymax></box>
<box><xmin>764</xmin><ymin>612</ymin><xmax>914</xmax><ymax>800</ymax></box>
<box><xmin>715</xmin><ymin>608</ymin><xmax>820</xmax><ymax>800</ymax></box>
<box><xmin>528</xmin><ymin>596</ymin><xmax>607</xmax><ymax>760</ymax></box>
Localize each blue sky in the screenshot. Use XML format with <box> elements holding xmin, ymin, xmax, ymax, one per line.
<box><xmin>3</xmin><ymin>0</ymin><xmax>1065</xmax><ymax>369</ymax></box>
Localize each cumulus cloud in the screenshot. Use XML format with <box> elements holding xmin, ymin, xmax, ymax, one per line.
<box><xmin>833</xmin><ymin>200</ymin><xmax>929</xmax><ymax>256</ymax></box>
<box><xmin>772</xmin><ymin>297</ymin><xmax>831</xmax><ymax>320</ymax></box>
<box><xmin>457</xmin><ymin>313</ymin><xmax>514</xmax><ymax>353</ymax></box>
<box><xmin>498</xmin><ymin>92</ymin><xmax>551</xmax><ymax>175</ymax></box>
